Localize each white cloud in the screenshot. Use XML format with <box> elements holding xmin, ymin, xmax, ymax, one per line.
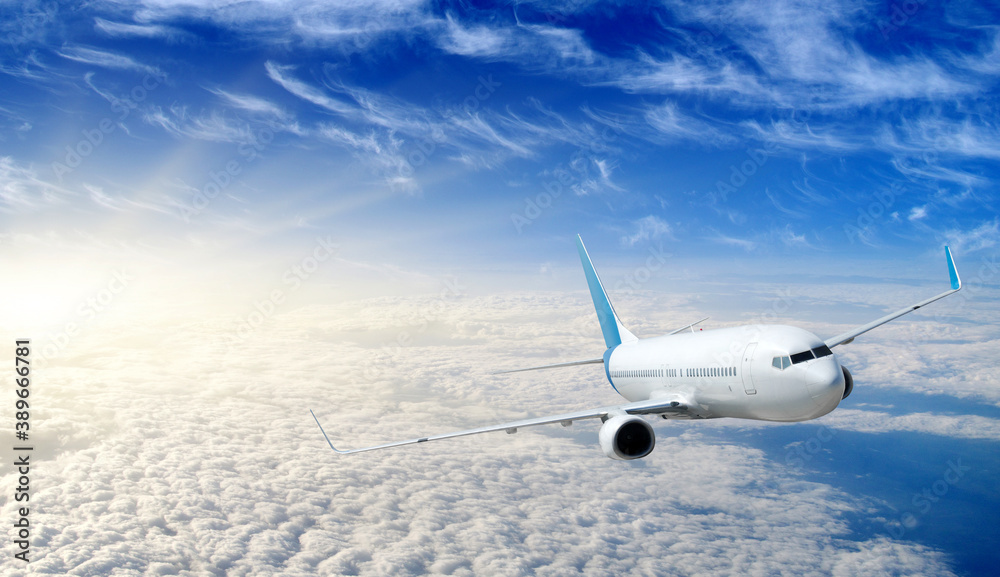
<box><xmin>265</xmin><ymin>61</ymin><xmax>355</xmax><ymax>116</ymax></box>
<box><xmin>0</xmin><ymin>156</ymin><xmax>74</xmax><ymax>212</ymax></box>
<box><xmin>85</xmin><ymin>184</ymin><xmax>124</xmax><ymax>212</ymax></box>
<box><xmin>706</xmin><ymin>231</ymin><xmax>757</xmax><ymax>251</ymax></box>
<box><xmin>621</xmin><ymin>215</ymin><xmax>672</xmax><ymax>247</ymax></box>
<box><xmin>57</xmin><ymin>45</ymin><xmax>163</xmax><ymax>77</ymax></box>
<box><xmin>644</xmin><ymin>101</ymin><xmax>736</xmax><ymax>146</ymax></box>
<box><xmin>437</xmin><ymin>13</ymin><xmax>599</xmax><ymax>73</ymax></box>
<box><xmin>208</xmin><ymin>88</ymin><xmax>290</xmax><ymax>121</ymax></box>
<box><xmin>777</xmin><ymin>225</ymin><xmax>810</xmax><ymax>248</ymax></box>
<box><xmin>887</xmin><ymin>115</ymin><xmax>1000</xmax><ymax>161</ymax></box>
<box><xmin>943</xmin><ymin>219</ymin><xmax>1000</xmax><ymax>255</ymax></box>
<box><xmin>144</xmin><ymin>105</ymin><xmax>254</xmax><ymax>143</ymax></box>
<box><xmin>94</xmin><ymin>17</ymin><xmax>188</xmax><ymax>40</ymax></box>
<box><xmin>440</xmin><ymin>14</ymin><xmax>509</xmax><ymax>57</ymax></box>
<box><xmin>3</xmin><ymin>281</ymin><xmax>986</xmax><ymax>574</ymax></box>
<box><xmin>655</xmin><ymin>0</ymin><xmax>978</xmax><ymax>109</ymax></box>
<box><xmin>825</xmin><ymin>409</ymin><xmax>1000</xmax><ymax>440</ymax></box>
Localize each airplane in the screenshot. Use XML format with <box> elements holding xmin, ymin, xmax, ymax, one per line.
<box><xmin>311</xmin><ymin>236</ymin><xmax>962</xmax><ymax>460</ymax></box>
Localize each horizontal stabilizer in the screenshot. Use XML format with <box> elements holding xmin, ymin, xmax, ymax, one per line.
<box><xmin>668</xmin><ymin>317</ymin><xmax>710</xmax><ymax>335</ymax></box>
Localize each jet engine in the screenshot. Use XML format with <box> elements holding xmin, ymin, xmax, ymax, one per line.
<box><xmin>599</xmin><ymin>415</ymin><xmax>655</xmax><ymax>460</ymax></box>
<box><xmin>842</xmin><ymin>366</ymin><xmax>854</xmax><ymax>399</ymax></box>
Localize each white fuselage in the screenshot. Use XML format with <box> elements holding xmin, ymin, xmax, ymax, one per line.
<box><xmin>605</xmin><ymin>325</ymin><xmax>846</xmax><ymax>422</ymax></box>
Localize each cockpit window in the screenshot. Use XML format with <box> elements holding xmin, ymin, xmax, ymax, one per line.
<box><xmin>812</xmin><ymin>345</ymin><xmax>833</xmax><ymax>358</ymax></box>
<box><xmin>790</xmin><ymin>350</ymin><xmax>815</xmax><ymax>364</ymax></box>
<box><xmin>771</xmin><ymin>356</ymin><xmax>791</xmax><ymax>370</ymax></box>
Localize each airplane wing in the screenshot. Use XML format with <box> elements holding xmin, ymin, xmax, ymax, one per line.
<box><xmin>492</xmin><ymin>357</ymin><xmax>604</xmax><ymax>374</ymax></box>
<box><xmin>310</xmin><ymin>397</ymin><xmax>692</xmax><ymax>454</ymax></box>
<box><xmin>825</xmin><ymin>246</ymin><xmax>962</xmax><ymax>348</ymax></box>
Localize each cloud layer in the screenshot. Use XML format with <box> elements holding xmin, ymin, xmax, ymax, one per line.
<box><xmin>3</xmin><ymin>280</ymin><xmax>995</xmax><ymax>575</ymax></box>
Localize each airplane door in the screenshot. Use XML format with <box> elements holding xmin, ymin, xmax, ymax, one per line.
<box><xmin>741</xmin><ymin>342</ymin><xmax>757</xmax><ymax>395</ymax></box>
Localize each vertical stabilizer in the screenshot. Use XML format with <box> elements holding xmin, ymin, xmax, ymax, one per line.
<box><xmin>576</xmin><ymin>235</ymin><xmax>638</xmax><ymax>349</ymax></box>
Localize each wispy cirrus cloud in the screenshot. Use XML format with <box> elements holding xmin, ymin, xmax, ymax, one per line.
<box><xmin>0</xmin><ymin>156</ymin><xmax>74</xmax><ymax>213</ymax></box>
<box><xmin>94</xmin><ymin>17</ymin><xmax>190</xmax><ymax>41</ymax></box>
<box><xmin>644</xmin><ymin>101</ymin><xmax>737</xmax><ymax>146</ymax></box>
<box><xmin>881</xmin><ymin>114</ymin><xmax>1000</xmax><ymax>162</ymax></box>
<box><xmin>144</xmin><ymin>105</ymin><xmax>259</xmax><ymax>144</ymax></box>
<box><xmin>943</xmin><ymin>219</ymin><xmax>1000</xmax><ymax>255</ymax></box>
<box><xmin>621</xmin><ymin>215</ymin><xmax>672</xmax><ymax>247</ymax></box>
<box><xmin>437</xmin><ymin>12</ymin><xmax>598</xmax><ymax>70</ymax></box>
<box><xmin>706</xmin><ymin>230</ymin><xmax>757</xmax><ymax>251</ymax></box>
<box><xmin>265</xmin><ymin>61</ymin><xmax>356</xmax><ymax>116</ymax></box>
<box><xmin>57</xmin><ymin>45</ymin><xmax>163</xmax><ymax>77</ymax></box>
<box><xmin>207</xmin><ymin>88</ymin><xmax>291</xmax><ymax>122</ymax></box>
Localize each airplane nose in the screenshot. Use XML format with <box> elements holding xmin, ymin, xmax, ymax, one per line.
<box><xmin>806</xmin><ymin>359</ymin><xmax>845</xmax><ymax>410</ymax></box>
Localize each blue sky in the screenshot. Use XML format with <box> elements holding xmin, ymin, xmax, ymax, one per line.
<box><xmin>2</xmin><ymin>0</ymin><xmax>999</xmax><ymax>306</ymax></box>
<box><xmin>2</xmin><ymin>3</ymin><xmax>1000</xmax><ymax>575</ymax></box>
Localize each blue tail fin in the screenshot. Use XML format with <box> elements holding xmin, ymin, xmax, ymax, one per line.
<box><xmin>576</xmin><ymin>235</ymin><xmax>638</xmax><ymax>349</ymax></box>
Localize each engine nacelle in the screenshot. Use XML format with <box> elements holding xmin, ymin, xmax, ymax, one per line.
<box><xmin>599</xmin><ymin>415</ymin><xmax>655</xmax><ymax>460</ymax></box>
<box><xmin>842</xmin><ymin>366</ymin><xmax>854</xmax><ymax>399</ymax></box>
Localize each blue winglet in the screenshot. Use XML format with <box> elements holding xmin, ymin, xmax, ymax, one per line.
<box><xmin>576</xmin><ymin>235</ymin><xmax>637</xmax><ymax>349</ymax></box>
<box><xmin>945</xmin><ymin>246</ymin><xmax>961</xmax><ymax>291</ymax></box>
